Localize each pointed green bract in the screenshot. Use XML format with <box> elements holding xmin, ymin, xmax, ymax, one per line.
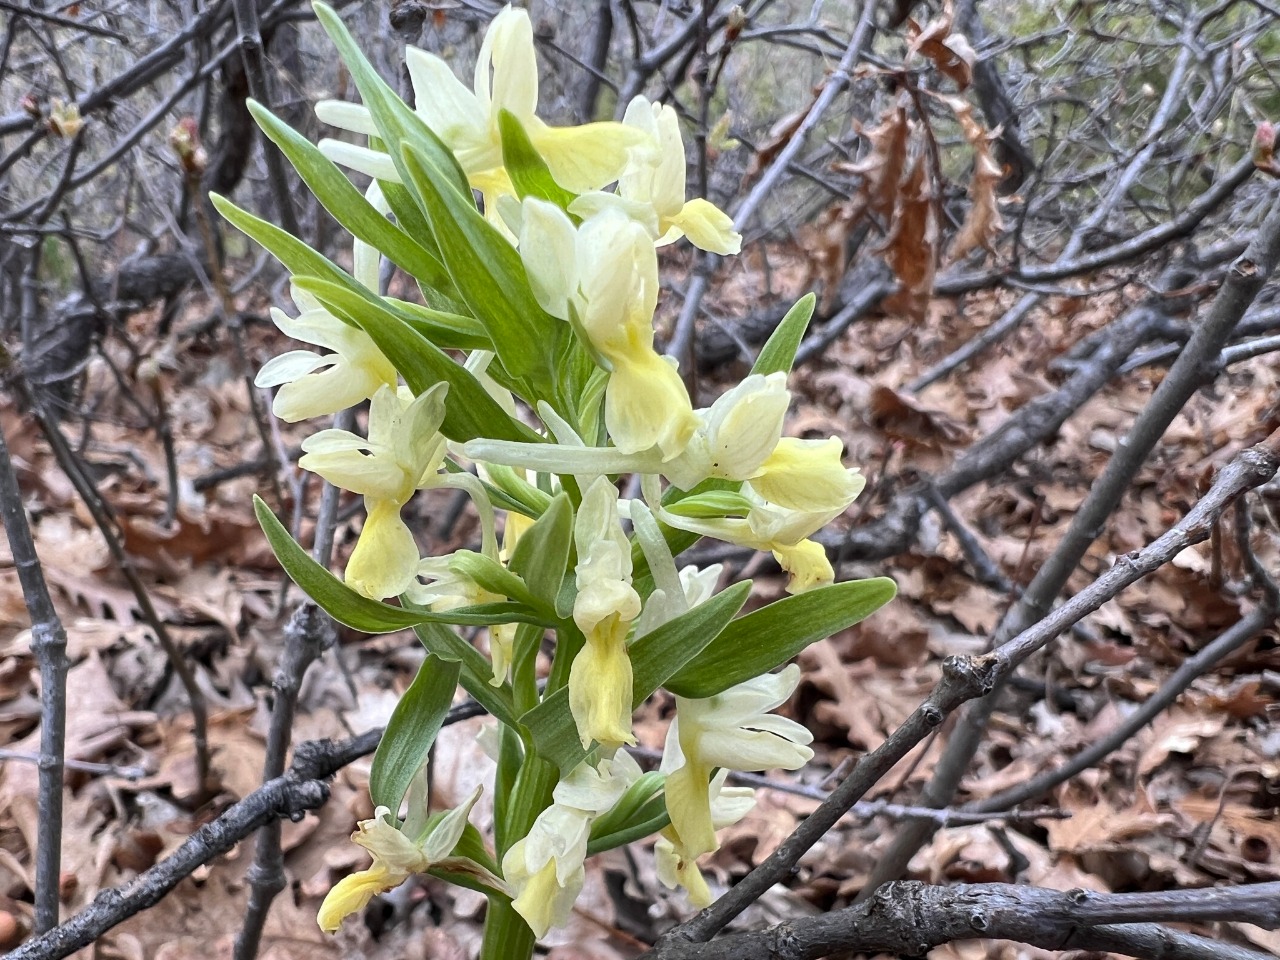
<box><xmin>498</xmin><ymin>110</ymin><xmax>577</xmax><ymax>209</ymax></box>
<box><xmin>370</xmin><ymin>654</ymin><xmax>462</xmax><ymax>813</ymax></box>
<box><xmin>666</xmin><ymin>576</ymin><xmax>898</xmax><ymax>698</ymax></box>
<box><xmin>399</xmin><ymin>144</ymin><xmax>563</xmax><ymax>393</ymax></box>
<box><xmin>751</xmin><ymin>292</ymin><xmax>816</xmax><ymax>377</ymax></box>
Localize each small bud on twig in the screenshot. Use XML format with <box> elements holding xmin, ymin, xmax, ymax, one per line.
<box><xmin>47</xmin><ymin>99</ymin><xmax>83</xmax><ymax>138</ymax></box>
<box><xmin>1252</xmin><ymin>120</ymin><xmax>1278</xmax><ymax>177</ymax></box>
<box><xmin>169</xmin><ymin>116</ymin><xmax>208</xmax><ymax>176</ymax></box>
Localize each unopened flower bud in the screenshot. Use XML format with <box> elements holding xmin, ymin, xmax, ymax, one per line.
<box><xmin>20</xmin><ymin>93</ymin><xmax>40</xmax><ymax>119</ymax></box>
<box><xmin>725</xmin><ymin>6</ymin><xmax>747</xmax><ymax>41</ymax></box>
<box><xmin>169</xmin><ymin>117</ymin><xmax>208</xmax><ymax>175</ymax></box>
<box><xmin>47</xmin><ymin>99</ymin><xmax>83</xmax><ymax>138</ymax></box>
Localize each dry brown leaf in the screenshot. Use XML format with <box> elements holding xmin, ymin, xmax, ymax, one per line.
<box><xmin>937</xmin><ymin>95</ymin><xmax>1005</xmax><ymax>261</ymax></box>
<box><xmin>907</xmin><ymin>2</ymin><xmax>975</xmax><ymax>89</ymax></box>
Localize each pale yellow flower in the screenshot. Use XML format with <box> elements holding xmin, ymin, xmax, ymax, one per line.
<box><xmin>618</xmin><ymin>95</ymin><xmax>741</xmax><ymax>254</ymax></box>
<box><xmin>299</xmin><ymin>384</ymin><xmax>448</xmax><ymax>599</ymax></box>
<box><xmin>661</xmin><ymin>666</ymin><xmax>811</xmax><ymax>861</ymax></box>
<box><xmin>317</xmin><ymin>6</ymin><xmax>649</xmax><ymax>213</ymax></box>
<box><xmin>654</xmin><ymin>770</ymin><xmax>754</xmax><ymax>907</ymax></box>
<box><xmin>502</xmin><ymin>753</ymin><xmax>640</xmax><ymax>937</ymax></box>
<box><xmin>568</xmin><ymin>478</ymin><xmax>642</xmax><ymax>748</ymax></box>
<box><xmin>518</xmin><ymin>200</ymin><xmax>697</xmax><ymax>458</ymax></box>
<box><xmin>255</xmin><ymin>228</ymin><xmax>395</xmax><ymax>422</ymax></box>
<box><xmin>319</xmin><ymin>788</ymin><xmax>497</xmax><ymax>933</ymax></box>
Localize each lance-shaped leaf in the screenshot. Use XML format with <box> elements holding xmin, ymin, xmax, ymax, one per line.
<box><xmin>666</xmin><ymin>576</ymin><xmax>897</xmax><ymax>698</ymax></box>
<box><xmin>247</xmin><ymin>99</ymin><xmax>460</xmax><ymax>304</ymax></box>
<box><xmin>213</xmin><ymin>193</ymin><xmax>358</xmax><ymax>297</ymax></box>
<box><xmin>370</xmin><ymin>654</ymin><xmax>462</xmax><ymax>812</ymax></box>
<box><xmin>290</xmin><ymin>277</ymin><xmax>536</xmax><ymax>444</ymax></box>
<box><xmin>400</xmin><ymin>143</ymin><xmax>563</xmax><ymax>392</ymax></box>
<box><xmin>388</xmin><ymin>298</ymin><xmax>491</xmax><ymax>352</ymax></box>
<box><xmin>255</xmin><ymin>496</ymin><xmax>549</xmax><ymax>632</ymax></box>
<box><xmin>751</xmin><ymin>292</ymin><xmax>816</xmax><ymax>377</ymax></box>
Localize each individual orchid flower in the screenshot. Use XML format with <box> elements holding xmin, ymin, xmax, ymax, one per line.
<box><xmin>660</xmin><ymin>489</ymin><xmax>858</xmax><ymax>594</ymax></box>
<box><xmin>254</xmin><ymin>223</ymin><xmax>395</xmax><ymax>422</ymax></box>
<box><xmin>299</xmin><ymin>384</ymin><xmax>447</xmax><ymax>599</ymax></box>
<box><xmin>568</xmin><ymin>477</ymin><xmax>642</xmax><ymax>748</ymax></box>
<box><xmin>661</xmin><ymin>665</ymin><xmax>812</xmax><ymax>862</ymax></box>
<box><xmin>617</xmin><ymin>95</ymin><xmax>741</xmax><ymax>255</ymax></box>
<box><xmin>519</xmin><ymin>199</ymin><xmax>697</xmax><ymax>458</ymax></box>
<box><xmin>502</xmin><ymin>752</ymin><xmax>642</xmax><ymax>937</ymax></box>
<box><xmin>463</xmin><ymin>372</ymin><xmax>790</xmax><ymax>492</ymax></box>
<box><xmin>654</xmin><ymin>770</ymin><xmax>754</xmax><ymax>907</ymax></box>
<box><xmin>317</xmin><ymin>6</ymin><xmax>649</xmax><ymax>214</ymax></box>
<box><xmin>318</xmin><ymin>786</ymin><xmax>499</xmax><ymax>933</ymax></box>
<box><xmin>748</xmin><ymin>435</ymin><xmax>866</xmax><ymax>513</ymax></box>
<box><xmin>405</xmin><ymin>554</ymin><xmax>516</xmax><ymax>685</ymax></box>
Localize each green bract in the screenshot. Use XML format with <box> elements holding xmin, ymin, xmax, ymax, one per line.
<box><xmin>231</xmin><ymin>4</ymin><xmax>894</xmax><ymax>955</ymax></box>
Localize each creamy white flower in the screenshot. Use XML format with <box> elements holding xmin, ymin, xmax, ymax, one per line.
<box><xmin>318</xmin><ymin>787</ymin><xmax>498</xmax><ymax>933</ymax></box>
<box><xmin>568</xmin><ymin>478</ymin><xmax>642</xmax><ymax>748</ymax></box>
<box><xmin>254</xmin><ymin>215</ymin><xmax>395</xmax><ymax>422</ymax></box>
<box><xmin>662</xmin><ymin>665</ymin><xmax>812</xmax><ymax>860</ymax></box>
<box><xmin>617</xmin><ymin>95</ymin><xmax>741</xmax><ymax>254</ymax></box>
<box><xmin>654</xmin><ymin>770</ymin><xmax>754</xmax><ymax>906</ymax></box>
<box><xmin>317</xmin><ymin>6</ymin><xmax>649</xmax><ymax>211</ymax></box>
<box><xmin>503</xmin><ymin>753</ymin><xmax>642</xmax><ymax>937</ymax></box>
<box><xmin>517</xmin><ymin>199</ymin><xmax>697</xmax><ymax>458</ymax></box>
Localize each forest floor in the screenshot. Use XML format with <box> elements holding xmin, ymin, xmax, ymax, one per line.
<box><xmin>2</xmin><ymin>241</ymin><xmax>1278</xmax><ymax>959</ymax></box>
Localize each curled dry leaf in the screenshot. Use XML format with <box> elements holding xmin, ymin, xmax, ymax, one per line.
<box><xmin>907</xmin><ymin>1</ymin><xmax>976</xmax><ymax>90</ymax></box>
<box><xmin>936</xmin><ymin>95</ymin><xmax>1006</xmax><ymax>262</ymax></box>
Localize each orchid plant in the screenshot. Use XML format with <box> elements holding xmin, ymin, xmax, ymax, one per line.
<box><xmin>220</xmin><ymin>5</ymin><xmax>895</xmax><ymax>956</ymax></box>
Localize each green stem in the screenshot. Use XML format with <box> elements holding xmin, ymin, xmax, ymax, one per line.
<box><xmin>480</xmin><ymin>896</ymin><xmax>536</xmax><ymax>960</ymax></box>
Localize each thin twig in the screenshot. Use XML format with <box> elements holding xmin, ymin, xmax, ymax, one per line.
<box><xmin>0</xmin><ymin>404</ymin><xmax>68</xmax><ymax>934</ymax></box>
<box><xmin>863</xmin><ymin>187</ymin><xmax>1280</xmax><ymax>894</ymax></box>
<box><xmin>649</xmin><ymin>880</ymin><xmax>1280</xmax><ymax>960</ymax></box>
<box><xmin>665</xmin><ymin>429</ymin><xmax>1280</xmax><ymax>944</ymax></box>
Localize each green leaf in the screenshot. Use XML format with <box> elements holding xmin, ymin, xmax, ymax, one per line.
<box><xmin>388</xmin><ymin>298</ymin><xmax>491</xmax><ymax>352</ymax></box>
<box><xmin>508</xmin><ymin>493</ymin><xmax>572</xmax><ymax>609</ymax></box>
<box><xmin>413</xmin><ymin>622</ymin><xmax>519</xmax><ymax>728</ymax></box>
<box><xmin>498</xmin><ymin>110</ymin><xmax>577</xmax><ymax>209</ymax></box>
<box><xmin>400</xmin><ymin>143</ymin><xmax>562</xmax><ymax>391</ymax></box>
<box><xmin>312</xmin><ymin>2</ymin><xmax>471</xmax><ymax>199</ymax></box>
<box><xmin>663</xmin><ymin>490</ymin><xmax>755</xmax><ymax>519</ymax></box>
<box><xmin>290</xmin><ymin>277</ymin><xmax>535</xmax><ymax>444</ymax></box>
<box><xmin>213</xmin><ymin>193</ymin><xmax>354</xmax><ymax>292</ymax></box>
<box><xmin>751</xmin><ymin>293</ymin><xmax>816</xmax><ymax>377</ymax></box>
<box><xmin>254</xmin><ymin>496</ymin><xmax>545</xmax><ymax>631</ymax></box>
<box><xmin>247</xmin><ymin>99</ymin><xmax>459</xmax><ymax>302</ymax></box>
<box><xmin>370</xmin><ymin>654</ymin><xmax>461</xmax><ymax>812</ymax></box>
<box><xmin>666</xmin><ymin>576</ymin><xmax>898</xmax><ymax>698</ymax></box>
<box><xmin>628</xmin><ymin>580</ymin><xmax>752</xmax><ymax>698</ymax></box>
<box><xmin>523</xmin><ymin>581</ymin><xmax>753</xmax><ymax>773</ymax></box>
